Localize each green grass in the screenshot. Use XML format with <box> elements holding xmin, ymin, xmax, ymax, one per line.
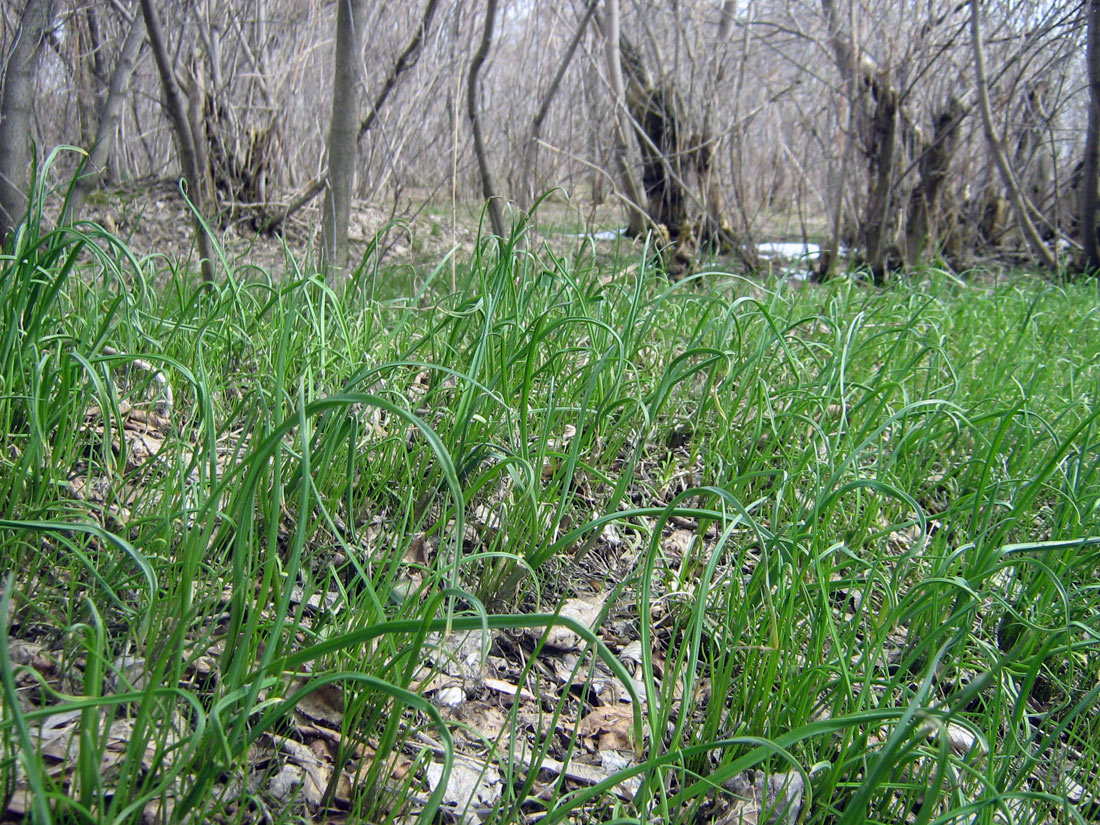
<box><xmin>1</xmin><ymin>175</ymin><xmax>1099</xmax><ymax>824</ymax></box>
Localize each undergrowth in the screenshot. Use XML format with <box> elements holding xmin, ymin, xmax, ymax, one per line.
<box><xmin>1</xmin><ymin>172</ymin><xmax>1098</xmax><ymax>824</ymax></box>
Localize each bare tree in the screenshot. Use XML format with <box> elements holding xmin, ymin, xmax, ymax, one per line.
<box><xmin>0</xmin><ymin>0</ymin><xmax>1089</xmax><ymax>283</ymax></box>
<box><xmin>1081</xmin><ymin>0</ymin><xmax>1100</xmax><ymax>274</ymax></box>
<box><xmin>468</xmin><ymin>0</ymin><xmax>507</xmax><ymax>239</ymax></box>
<box><xmin>521</xmin><ymin>1</ymin><xmax>598</xmax><ymax>210</ymax></box>
<box><xmin>0</xmin><ymin>0</ymin><xmax>56</xmax><ymax>241</ymax></box>
<box><xmin>262</xmin><ymin>0</ymin><xmax>441</xmax><ymax>235</ymax></box>
<box><xmin>904</xmin><ymin>97</ymin><xmax>967</xmax><ymax>266</ymax></box>
<box><xmin>320</xmin><ymin>0</ymin><xmax>367</xmax><ymax>274</ymax></box>
<box><xmin>618</xmin><ymin>33</ymin><xmax>692</xmax><ymax>237</ymax></box>
<box><xmin>140</xmin><ymin>0</ymin><xmax>216</xmax><ymax>284</ymax></box>
<box><xmin>65</xmin><ymin>9</ymin><xmax>147</xmax><ymax>223</ymax></box>
<box><xmin>819</xmin><ymin>0</ymin><xmax>908</xmax><ymax>282</ymax></box>
<box><xmin>601</xmin><ymin>0</ymin><xmax>648</xmax><ymax>237</ymax></box>
<box><xmin>696</xmin><ymin>0</ymin><xmax>739</xmax><ymax>249</ymax></box>
<box><xmin>969</xmin><ymin>0</ymin><xmax>1057</xmax><ymax>270</ymax></box>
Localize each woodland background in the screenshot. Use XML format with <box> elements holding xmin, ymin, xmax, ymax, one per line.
<box><xmin>0</xmin><ymin>0</ymin><xmax>1097</xmax><ymax>281</ymax></box>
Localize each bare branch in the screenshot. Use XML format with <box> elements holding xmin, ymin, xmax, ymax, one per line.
<box><xmin>969</xmin><ymin>0</ymin><xmax>1057</xmax><ymax>270</ymax></box>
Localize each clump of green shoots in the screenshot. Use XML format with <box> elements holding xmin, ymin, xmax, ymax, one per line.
<box><xmin>1</xmin><ymin>163</ymin><xmax>1098</xmax><ymax>824</ymax></box>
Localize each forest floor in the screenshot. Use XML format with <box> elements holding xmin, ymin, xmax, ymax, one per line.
<box><xmin>2</xmin><ymin>188</ymin><xmax>1098</xmax><ymax>824</ymax></box>
<box><xmin>75</xmin><ymin>179</ymin><xmax>834</xmax><ymax>288</ymax></box>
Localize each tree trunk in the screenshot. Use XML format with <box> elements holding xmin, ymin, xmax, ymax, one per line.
<box><xmin>186</xmin><ymin>50</ymin><xmax>218</xmax><ymax>215</ymax></box>
<box><xmin>816</xmin><ymin>0</ymin><xmax>855</xmax><ymax>281</ymax></box>
<box><xmin>863</xmin><ymin>83</ymin><xmax>899</xmax><ymax>283</ymax></box>
<box><xmin>260</xmin><ymin>0</ymin><xmax>438</xmax><ymax>237</ymax></box>
<box><xmin>619</xmin><ymin>36</ymin><xmax>689</xmax><ymax>235</ymax></box>
<box><xmin>820</xmin><ymin>0</ymin><xmax>912</xmax><ymax>283</ymax></box>
<box><xmin>696</xmin><ymin>0</ymin><xmax>738</xmax><ymax>250</ymax></box>
<box><xmin>969</xmin><ymin>0</ymin><xmax>1057</xmax><ymax>270</ymax></box>
<box><xmin>1014</xmin><ymin>82</ymin><xmax>1056</xmax><ymax>234</ymax></box>
<box><xmin>905</xmin><ymin>97</ymin><xmax>966</xmax><ymax>266</ymax></box>
<box><xmin>1080</xmin><ymin>0</ymin><xmax>1100</xmax><ymax>273</ymax></box>
<box><xmin>0</xmin><ymin>0</ymin><xmax>56</xmax><ymax>242</ymax></box>
<box><xmin>73</xmin><ymin>11</ymin><xmax>99</xmax><ymax>153</ymax></box>
<box><xmin>66</xmin><ymin>12</ymin><xmax>147</xmax><ymax>224</ymax></box>
<box><xmin>85</xmin><ymin>6</ymin><xmax>107</xmax><ymax>107</ymax></box>
<box><xmin>467</xmin><ymin>0</ymin><xmax>507</xmax><ymax>239</ymax></box>
<box><xmin>601</xmin><ymin>0</ymin><xmax>647</xmax><ymax>237</ymax></box>
<box><xmin>140</xmin><ymin>0</ymin><xmax>216</xmax><ymax>284</ymax></box>
<box><xmin>320</xmin><ymin>0</ymin><xmax>367</xmax><ymax>275</ymax></box>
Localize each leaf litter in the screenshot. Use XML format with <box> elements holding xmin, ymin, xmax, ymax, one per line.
<box><xmin>4</xmin><ymin>272</ymin><xmax>1098</xmax><ymax>824</ymax></box>
<box><xmin>7</xmin><ymin>453</ymin><xmax>1084</xmax><ymax>824</ymax></box>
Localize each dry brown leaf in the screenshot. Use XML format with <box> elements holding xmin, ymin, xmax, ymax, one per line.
<box><xmin>102</xmin><ymin>716</ymin><xmax>184</xmax><ymax>774</ymax></box>
<box><xmin>446</xmin><ymin>700</ymin><xmax>508</xmax><ymax>742</ymax></box>
<box><xmin>404</xmin><ymin>534</ymin><xmax>431</xmax><ymax>566</ymax></box>
<box><xmin>108</xmin><ymin>655</ymin><xmax>150</xmax><ymax>693</ymax></box>
<box><xmin>418</xmin><ymin>628</ymin><xmax>489</xmax><ymax>689</ymax></box>
<box><xmin>36</xmin><ymin>710</ymin><xmax>82</xmax><ymax>763</ymax></box>
<box><xmin>544</xmin><ymin>594</ymin><xmax>607</xmax><ymax>650</ymax></box>
<box><xmin>577</xmin><ymin>705</ymin><xmax>636</xmax><ymax>752</ymax></box>
<box><xmin>8</xmin><ymin>639</ymin><xmax>55</xmax><ymax>673</ymax></box>
<box><xmin>30</xmin><ymin>705</ymin><xmax>184</xmax><ymax>786</ymax></box>
<box><xmin>544</xmin><ymin>424</ymin><xmax>577</xmax><ymax>450</ymax></box>
<box><xmin>124</xmin><ymin>406</ymin><xmax>172</xmax><ymax>431</ymax></box>
<box><xmin>661</xmin><ymin>528</ymin><xmax>695</xmax><ymax>558</ymax></box>
<box><xmin>294</xmin><ymin>722</ymin><xmax>369</xmax><ymax>760</ymax></box>
<box><xmin>4</xmin><ymin>788</ymin><xmax>32</xmax><ymax>818</ymax></box>
<box><xmin>425</xmin><ymin>754</ymin><xmax>501</xmax><ymax>825</ymax></box>
<box><xmin>470</xmin><ymin>503</ymin><xmax>501</xmax><ymax>531</ymax></box>
<box><xmin>719</xmin><ymin>770</ymin><xmax>804</xmax><ymax>825</ymax></box>
<box><xmin>292</xmin><ymin>679</ymin><xmax>345</xmax><ymax>727</ymax></box>
<box><xmin>918</xmin><ymin>719</ymin><xmax>985</xmax><ymax>757</ymax></box>
<box><xmin>598</xmin><ymin>749</ymin><xmax>641</xmax><ymax>796</ymax></box>
<box><xmin>141</xmin><ymin>795</ymin><xmax>175</xmax><ymax>825</ymax></box>
<box><xmin>269</xmin><ymin>763</ymin><xmax>304</xmax><ymax>804</ymax></box>
<box><xmin>311</xmin><ymin>738</ymin><xmax>333</xmax><ymax>761</ymax></box>
<box><xmin>618</xmin><ymin>640</ymin><xmax>644</xmax><ymax>668</ymax></box>
<box><xmin>433</xmin><ymin>685</ymin><xmax>465</xmax><ymax>707</ymax></box>
<box><xmin>508</xmin><ymin>740</ymin><xmax>638</xmax><ymax>801</ymax></box>
<box><xmin>600</xmin><ymin>521</ymin><xmax>624</xmax><ymax>547</ymax></box>
<box><xmin>271</xmin><ymin>734</ymin><xmax>331</xmax><ymax>808</ymax></box>
<box><xmin>337</xmin><ymin>746</ymin><xmax>416</xmax><ymax>810</ymax></box>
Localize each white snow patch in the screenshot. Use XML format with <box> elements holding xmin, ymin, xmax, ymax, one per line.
<box><xmin>756</xmin><ymin>242</ymin><xmax>822</xmax><ymax>259</ymax></box>
<box><xmin>563</xmin><ymin>227</ymin><xmax>628</xmax><ymax>241</ymax></box>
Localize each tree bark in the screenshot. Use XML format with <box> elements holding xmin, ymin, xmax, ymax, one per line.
<box><xmin>521</xmin><ymin>0</ymin><xmax>598</xmax><ymax>210</ymax></box>
<box><xmin>695</xmin><ymin>0</ymin><xmax>739</xmax><ymax>251</ymax></box>
<box><xmin>618</xmin><ymin>36</ymin><xmax>690</xmax><ymax>235</ymax></box>
<box><xmin>66</xmin><ymin>12</ymin><xmax>147</xmax><ymax>224</ymax></box>
<box><xmin>185</xmin><ymin>49</ymin><xmax>217</xmax><ymax>215</ymax></box>
<box><xmin>1080</xmin><ymin>0</ymin><xmax>1100</xmax><ymax>273</ymax></box>
<box><xmin>1014</xmin><ymin>82</ymin><xmax>1055</xmax><ymax>232</ymax></box>
<box><xmin>969</xmin><ymin>0</ymin><xmax>1057</xmax><ymax>270</ymax></box>
<box><xmin>140</xmin><ymin>0</ymin><xmax>216</xmax><ymax>284</ymax></box>
<box><xmin>601</xmin><ymin>0</ymin><xmax>647</xmax><ymax>237</ymax></box>
<box><xmin>320</xmin><ymin>0</ymin><xmax>367</xmax><ymax>275</ymax></box>
<box><xmin>863</xmin><ymin>84</ymin><xmax>899</xmax><ymax>283</ymax></box>
<box><xmin>467</xmin><ymin>0</ymin><xmax>507</xmax><ymax>239</ymax></box>
<box><xmin>905</xmin><ymin>97</ymin><xmax>966</xmax><ymax>266</ymax></box>
<box><xmin>820</xmin><ymin>0</ymin><xmax>908</xmax><ymax>283</ymax></box>
<box><xmin>0</xmin><ymin>0</ymin><xmax>56</xmax><ymax>242</ymax></box>
<box><xmin>816</xmin><ymin>0</ymin><xmax>855</xmax><ymax>281</ymax></box>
